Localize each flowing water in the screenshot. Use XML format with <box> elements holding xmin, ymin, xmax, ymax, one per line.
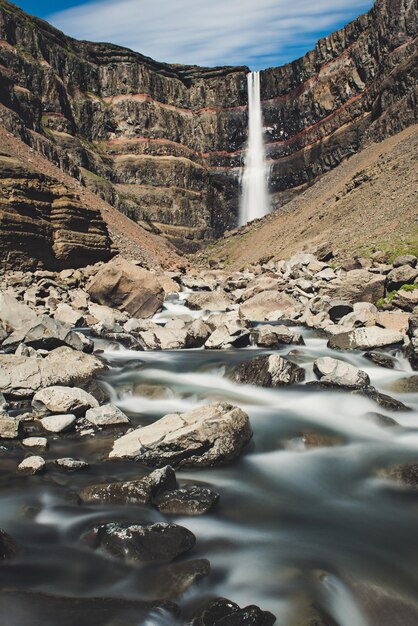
<box><xmin>239</xmin><ymin>71</ymin><xmax>270</xmax><ymax>225</ymax></box>
<box><xmin>1</xmin><ymin>293</ymin><xmax>418</xmax><ymax>626</ymax></box>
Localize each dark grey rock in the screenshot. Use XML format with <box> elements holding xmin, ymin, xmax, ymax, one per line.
<box><xmin>191</xmin><ymin>597</ymin><xmax>276</xmax><ymax>625</ymax></box>
<box><xmin>233</xmin><ymin>354</ymin><xmax>305</xmax><ymax>387</ymax></box>
<box><xmin>363</xmin><ymin>351</ymin><xmax>397</xmax><ymax>369</ymax></box>
<box><xmin>154</xmin><ymin>485</ymin><xmax>219</xmax><ymax>515</ymax></box>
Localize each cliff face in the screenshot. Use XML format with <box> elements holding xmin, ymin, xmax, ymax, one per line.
<box><xmin>0</xmin><ymin>0</ymin><xmax>416</xmax><ymax>251</ymax></box>
<box><xmin>0</xmin><ymin>151</ymin><xmax>112</xmax><ymax>270</ymax></box>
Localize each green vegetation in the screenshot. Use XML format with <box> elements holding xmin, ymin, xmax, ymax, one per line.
<box><xmin>376</xmin><ymin>283</ymin><xmax>418</xmax><ymax>308</ymax></box>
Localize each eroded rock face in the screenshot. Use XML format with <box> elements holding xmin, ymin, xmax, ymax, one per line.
<box><xmin>0</xmin><ymin>0</ymin><xmax>415</xmax><ymax>249</ymax></box>
<box><xmin>0</xmin><ymin>156</ymin><xmax>112</xmax><ymax>271</ymax></box>
<box><xmin>109</xmin><ymin>402</ymin><xmax>252</xmax><ymax>468</ymax></box>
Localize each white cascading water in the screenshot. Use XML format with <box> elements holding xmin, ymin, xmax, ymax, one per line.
<box><xmin>239</xmin><ymin>71</ymin><xmax>270</xmax><ymax>225</ymax></box>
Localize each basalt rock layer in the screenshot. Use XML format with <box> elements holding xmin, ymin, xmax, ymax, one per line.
<box><xmin>0</xmin><ymin>151</ymin><xmax>112</xmax><ymax>270</ymax></box>
<box><xmin>0</xmin><ymin>0</ymin><xmax>416</xmax><ymax>251</ymax></box>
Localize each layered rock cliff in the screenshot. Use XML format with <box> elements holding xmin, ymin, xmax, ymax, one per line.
<box><xmin>0</xmin><ymin>0</ymin><xmax>416</xmax><ymax>252</ymax></box>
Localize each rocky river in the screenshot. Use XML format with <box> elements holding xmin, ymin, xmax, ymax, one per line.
<box><xmin>1</xmin><ymin>252</ymin><xmax>418</xmax><ymax>626</ymax></box>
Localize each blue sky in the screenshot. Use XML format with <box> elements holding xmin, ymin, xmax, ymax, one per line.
<box><xmin>15</xmin><ymin>0</ymin><xmax>374</xmax><ymax>70</ymax></box>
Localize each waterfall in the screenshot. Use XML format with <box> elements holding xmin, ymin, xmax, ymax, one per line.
<box><xmin>239</xmin><ymin>71</ymin><xmax>270</xmax><ymax>226</ymax></box>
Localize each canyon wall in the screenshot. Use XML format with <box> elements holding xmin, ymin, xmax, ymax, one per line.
<box><xmin>0</xmin><ymin>0</ymin><xmax>416</xmax><ymax>253</ymax></box>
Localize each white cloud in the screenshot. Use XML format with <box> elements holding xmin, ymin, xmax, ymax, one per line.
<box><xmin>49</xmin><ymin>0</ymin><xmax>373</xmax><ymax>70</ymax></box>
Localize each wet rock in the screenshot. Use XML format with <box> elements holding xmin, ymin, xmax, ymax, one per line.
<box><xmin>328</xmin><ymin>300</ymin><xmax>354</xmax><ymax>322</ymax></box>
<box><xmin>187</xmin><ymin>290</ymin><xmax>233</xmax><ymax>311</ymax></box>
<box><xmin>354</xmin><ymin>387</ymin><xmax>409</xmax><ymax>412</ymax></box>
<box><xmin>363</xmin><ymin>351</ymin><xmax>397</xmax><ymax>369</ymax></box>
<box><xmin>88</xmin><ymin>522</ymin><xmax>195</xmax><ymax>562</ymax></box>
<box><xmin>0</xmin><ymin>347</ymin><xmax>105</xmax><ymax>399</ymax></box>
<box><xmin>2</xmin><ymin>315</ymin><xmax>93</xmax><ymax>354</ymax></box>
<box><xmin>85</xmin><ymin>404</ymin><xmax>130</xmax><ymax>428</ymax></box>
<box><xmin>386</xmin><ymin>264</ymin><xmax>418</xmax><ymax>291</ymax></box>
<box><xmin>40</xmin><ymin>414</ymin><xmax>77</xmax><ymax>433</ymax></box>
<box><xmin>0</xmin><ymin>393</ymin><xmax>7</xmax><ymax>411</ymax></box>
<box><xmin>109</xmin><ymin>402</ymin><xmax>252</xmax><ymax>468</ymax></box>
<box><xmin>364</xmin><ymin>412</ymin><xmax>399</xmax><ymax>427</ymax></box>
<box><xmin>22</xmin><ymin>437</ymin><xmax>48</xmax><ymax>449</ymax></box>
<box><xmin>387</xmin><ymin>376</ymin><xmax>418</xmax><ymax>393</ymax></box>
<box><xmin>191</xmin><ymin>597</ymin><xmax>276</xmax><ymax>625</ymax></box>
<box><xmin>303</xmin><ymin>432</ymin><xmax>343</xmax><ymax>448</ymax></box>
<box><xmin>155</xmin><ymin>485</ymin><xmax>219</xmax><ymax>515</ymax></box>
<box><xmin>392</xmin><ymin>288</ymin><xmax>418</xmax><ymax>312</ymax></box>
<box><xmin>0</xmin><ymin>413</ymin><xmax>22</xmax><ymax>439</ymax></box>
<box><xmin>313</xmin><ymin>357</ymin><xmax>370</xmax><ymax>387</ymax></box>
<box><xmin>55</xmin><ymin>458</ymin><xmax>89</xmax><ymax>471</ymax></box>
<box><xmin>328</xmin><ymin>327</ymin><xmax>404</xmax><ymax>350</ymax></box>
<box><xmin>87</xmin><ymin>257</ymin><xmax>164</xmax><ymax>319</ymax></box>
<box><xmin>79</xmin><ymin>466</ymin><xmax>177</xmax><ymax>505</ymax></box>
<box><xmin>0</xmin><ymin>529</ymin><xmax>20</xmax><ymax>560</ymax></box>
<box><xmin>239</xmin><ymin>291</ymin><xmax>297</xmax><ymax>321</ymax></box>
<box><xmin>251</xmin><ymin>325</ymin><xmax>304</xmax><ymax>347</ymax></box>
<box><xmin>381</xmin><ymin>463</ymin><xmax>418</xmax><ymax>488</ymax></box>
<box><xmin>232</xmin><ymin>355</ymin><xmax>305</xmax><ymax>387</ymax></box>
<box><xmin>90</xmin><ymin>324</ymin><xmax>140</xmax><ymax>348</ymax></box>
<box><xmin>139</xmin><ymin>325</ymin><xmax>187</xmax><ymax>350</ymax></box>
<box><xmin>149</xmin><ymin>558</ymin><xmax>210</xmax><ymax>599</ymax></box>
<box><xmin>32</xmin><ymin>386</ymin><xmax>98</xmax><ymax>416</ymax></box>
<box><xmin>18</xmin><ymin>455</ymin><xmax>46</xmax><ymax>475</ymax></box>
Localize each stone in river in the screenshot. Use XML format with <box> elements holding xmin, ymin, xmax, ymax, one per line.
<box><xmin>109</xmin><ymin>403</ymin><xmax>252</xmax><ymax>468</ymax></box>
<box><xmin>190</xmin><ymin>597</ymin><xmax>276</xmax><ymax>625</ymax></box>
<box><xmin>363</xmin><ymin>351</ymin><xmax>397</xmax><ymax>369</ymax></box>
<box><xmin>328</xmin><ymin>326</ymin><xmax>404</xmax><ymax>350</ymax></box>
<box><xmin>79</xmin><ymin>466</ymin><xmax>177</xmax><ymax>505</ymax></box>
<box><xmin>232</xmin><ymin>354</ymin><xmax>305</xmax><ymax>387</ymax></box>
<box><xmin>40</xmin><ymin>414</ymin><xmax>77</xmax><ymax>433</ymax></box>
<box><xmin>32</xmin><ymin>386</ymin><xmax>98</xmax><ymax>416</ymax></box>
<box><xmin>313</xmin><ymin>356</ymin><xmax>370</xmax><ymax>387</ymax></box>
<box><xmin>84</xmin><ymin>404</ymin><xmax>130</xmax><ymax>428</ymax></box>
<box><xmin>0</xmin><ymin>413</ymin><xmax>22</xmax><ymax>439</ymax></box>
<box><xmin>154</xmin><ymin>485</ymin><xmax>219</xmax><ymax>515</ymax></box>
<box><xmin>0</xmin><ymin>529</ymin><xmax>20</xmax><ymax>561</ymax></box>
<box><xmin>55</xmin><ymin>458</ymin><xmax>89</xmax><ymax>472</ymax></box>
<box><xmin>18</xmin><ymin>456</ymin><xmax>46</xmax><ymax>475</ymax></box>
<box><xmin>87</xmin><ymin>522</ymin><xmax>195</xmax><ymax>562</ymax></box>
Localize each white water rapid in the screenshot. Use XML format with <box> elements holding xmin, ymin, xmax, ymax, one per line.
<box><xmin>239</xmin><ymin>71</ymin><xmax>270</xmax><ymax>225</ymax></box>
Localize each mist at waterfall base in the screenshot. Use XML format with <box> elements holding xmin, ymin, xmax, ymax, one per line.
<box><xmin>239</xmin><ymin>71</ymin><xmax>270</xmax><ymax>226</ymax></box>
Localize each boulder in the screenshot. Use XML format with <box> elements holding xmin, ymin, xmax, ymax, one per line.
<box><xmin>2</xmin><ymin>315</ymin><xmax>93</xmax><ymax>354</ymax></box>
<box><xmin>191</xmin><ymin>598</ymin><xmax>276</xmax><ymax>626</ymax></box>
<box><xmin>109</xmin><ymin>402</ymin><xmax>252</xmax><ymax>468</ymax></box>
<box><xmin>185</xmin><ymin>319</ymin><xmax>211</xmax><ymax>348</ymax></box>
<box><xmin>393</xmin><ymin>255</ymin><xmax>417</xmax><ymax>268</ymax></box>
<box><xmin>392</xmin><ymin>288</ymin><xmax>418</xmax><ymax>312</ymax></box>
<box><xmin>386</xmin><ymin>265</ymin><xmax>418</xmax><ymax>291</ymax></box>
<box><xmin>149</xmin><ymin>559</ymin><xmax>210</xmax><ymax>600</ymax></box>
<box><xmin>313</xmin><ymin>357</ymin><xmax>370</xmax><ymax>387</ymax></box>
<box><xmin>54</xmin><ymin>304</ymin><xmax>84</xmax><ymax>327</ymax></box>
<box><xmin>87</xmin><ymin>522</ymin><xmax>195</xmax><ymax>562</ymax></box>
<box><xmin>32</xmin><ymin>386</ymin><xmax>98</xmax><ymax>416</ymax></box>
<box><xmin>0</xmin><ymin>293</ymin><xmax>37</xmax><ymax>331</ymax></box>
<box><xmin>18</xmin><ymin>456</ymin><xmax>46</xmax><ymax>475</ymax></box>
<box><xmin>232</xmin><ymin>355</ymin><xmax>305</xmax><ymax>387</ymax></box>
<box><xmin>139</xmin><ymin>326</ymin><xmax>187</xmax><ymax>350</ymax></box>
<box><xmin>84</xmin><ymin>404</ymin><xmax>130</xmax><ymax>428</ymax></box>
<box><xmin>376</xmin><ymin>310</ymin><xmax>410</xmax><ymax>333</ymax></box>
<box><xmin>79</xmin><ymin>466</ymin><xmax>177</xmax><ymax>505</ymax></box>
<box><xmin>0</xmin><ymin>414</ymin><xmax>22</xmax><ymax>439</ymax></box>
<box><xmin>154</xmin><ymin>486</ymin><xmax>219</xmax><ymax>516</ymax></box>
<box><xmin>387</xmin><ymin>376</ymin><xmax>418</xmax><ymax>393</ymax></box>
<box><xmin>320</xmin><ymin>270</ymin><xmax>385</xmax><ymax>303</ymax></box>
<box><xmin>87</xmin><ymin>257</ymin><xmax>164</xmax><ymax>319</ymax></box>
<box><xmin>251</xmin><ymin>325</ymin><xmax>304</xmax><ymax>347</ymax></box>
<box><xmin>187</xmin><ymin>290</ymin><xmax>233</xmax><ymax>311</ymax></box>
<box><xmin>205</xmin><ymin>322</ymin><xmax>251</xmax><ymax>350</ymax></box>
<box><xmin>239</xmin><ymin>291</ymin><xmax>297</xmax><ymax>321</ymax></box>
<box><xmin>328</xmin><ymin>327</ymin><xmax>404</xmax><ymax>350</ymax></box>
<box><xmin>0</xmin><ymin>347</ymin><xmax>105</xmax><ymax>399</ymax></box>
<box><xmin>40</xmin><ymin>414</ymin><xmax>77</xmax><ymax>433</ymax></box>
